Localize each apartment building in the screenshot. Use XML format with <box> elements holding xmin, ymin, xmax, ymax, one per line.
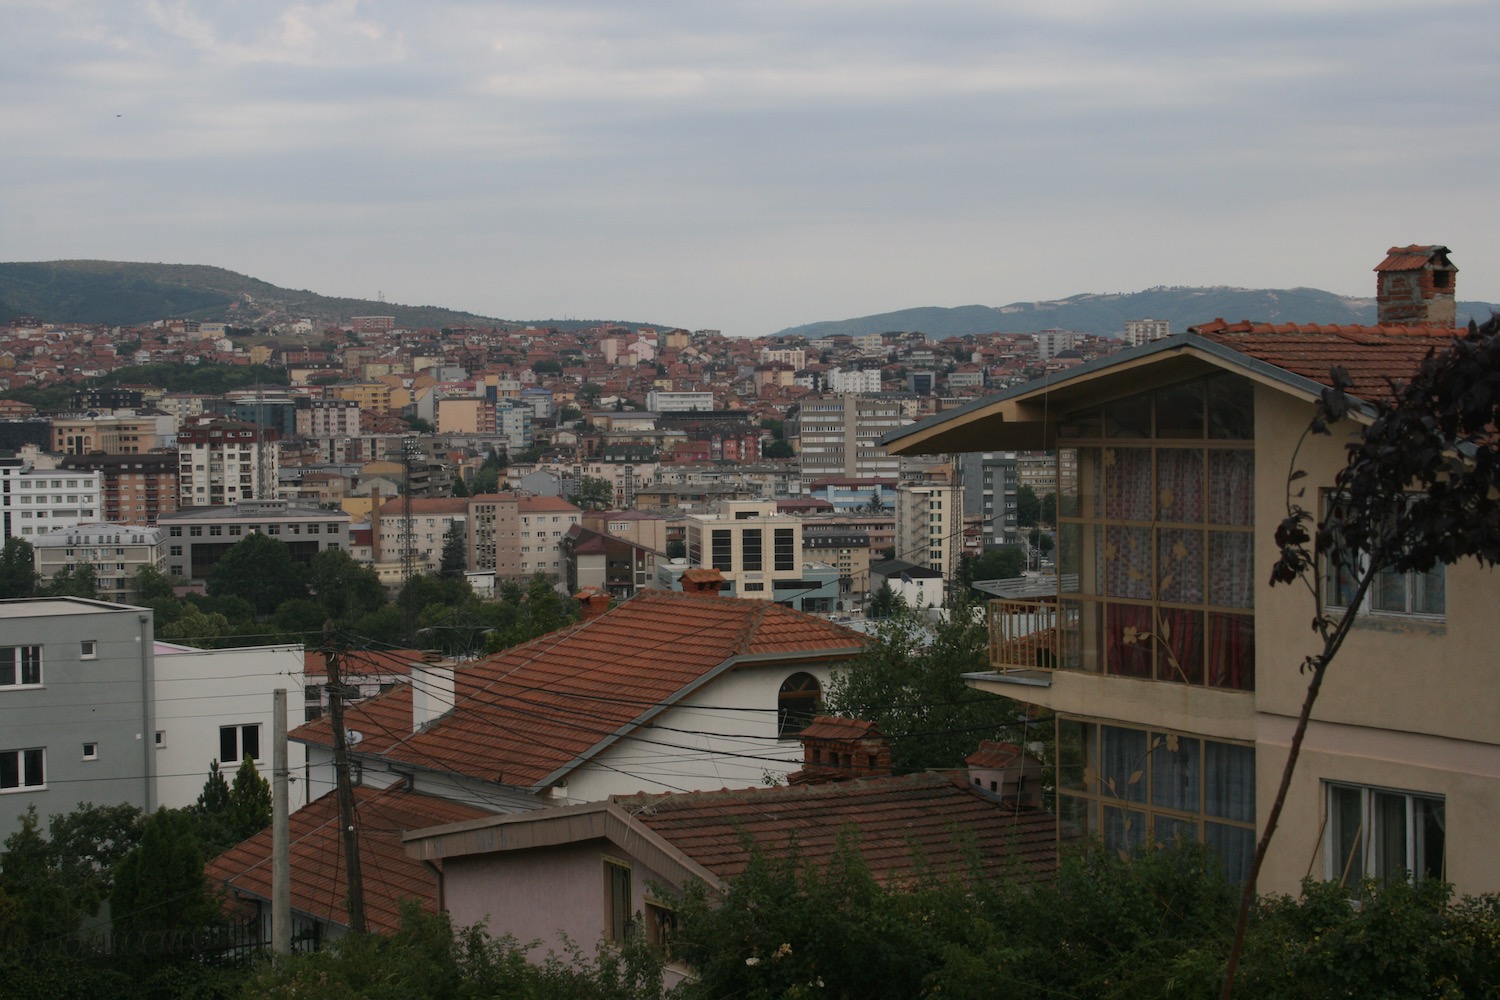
<box><xmin>60</xmin><ymin>453</ymin><xmax>178</xmax><ymax>525</ymax></box>
<box><xmin>159</xmin><ymin>500</ymin><xmax>351</xmax><ymax>581</ymax></box>
<box><xmin>884</xmin><ymin>245</ymin><xmax>1500</xmax><ymax>897</ymax></box>
<box><xmin>894</xmin><ymin>477</ymin><xmax>963</xmax><ymax>583</ymax></box>
<box><xmin>0</xmin><ymin>455</ymin><xmax>103</xmax><ymax>540</ymax></box>
<box><xmin>466</xmin><ymin>493</ymin><xmax>521</xmax><ymax>577</ymax></box>
<box><xmin>177</xmin><ymin>421</ymin><xmax>280</xmax><ymax>507</ymax></box>
<box><xmin>50</xmin><ymin>414</ymin><xmax>171</xmax><ymax>455</ymax></box>
<box><xmin>1123</xmin><ymin>318</ymin><xmax>1172</xmax><ymax>347</ymax></box>
<box><xmin>297</xmin><ymin>398</ymin><xmax>363</xmax><ymax>440</ymax></box>
<box><xmin>790</xmin><ymin>393</ymin><xmax>914</xmax><ymax>481</ymax></box>
<box><xmin>517</xmin><ymin>496</ymin><xmax>582</xmax><ymax>581</ymax></box>
<box><xmin>646</xmin><ymin>389</ymin><xmax>715</xmax><ymax>413</ymax></box>
<box><xmin>959</xmin><ymin>451</ymin><xmax>1020</xmax><ymax>548</ymax></box>
<box><xmin>31</xmin><ymin>524</ymin><xmax>165</xmax><ymax>601</ymax></box>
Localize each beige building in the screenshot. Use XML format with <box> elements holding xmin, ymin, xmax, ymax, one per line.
<box><xmin>684</xmin><ymin>499</ymin><xmax>803</xmax><ymax>601</ymax></box>
<box><xmin>467</xmin><ymin>493</ymin><xmax>521</xmax><ymax>578</ymax></box>
<box><xmin>51</xmin><ymin>414</ymin><xmax>169</xmax><ymax>455</ymax></box>
<box><xmin>516</xmin><ymin>496</ymin><xmax>582</xmax><ymax>581</ymax></box>
<box><xmin>884</xmin><ymin>245</ymin><xmax>1497</xmax><ymax>897</ymax></box>
<box><xmin>895</xmin><ymin>478</ymin><xmax>963</xmax><ymax>583</ymax></box>
<box><xmin>791</xmin><ymin>393</ymin><xmax>914</xmax><ymax>481</ymax></box>
<box><xmin>32</xmin><ymin>523</ymin><xmax>166</xmax><ymax>601</ymax></box>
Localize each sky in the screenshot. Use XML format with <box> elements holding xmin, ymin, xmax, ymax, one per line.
<box><xmin>3</xmin><ymin>1</ymin><xmax>1498</xmax><ymax>337</ymax></box>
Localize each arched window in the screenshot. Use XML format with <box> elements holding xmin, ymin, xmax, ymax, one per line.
<box><xmin>777</xmin><ymin>672</ymin><xmax>821</xmax><ymax>738</ymax></box>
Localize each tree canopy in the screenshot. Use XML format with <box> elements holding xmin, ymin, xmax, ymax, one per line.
<box><xmin>206</xmin><ymin>533</ymin><xmax>308</xmax><ymax>615</ymax></box>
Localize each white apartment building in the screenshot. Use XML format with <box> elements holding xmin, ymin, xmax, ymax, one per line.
<box><xmin>683</xmin><ymin>499</ymin><xmax>803</xmax><ymax>600</ymax></box>
<box><xmin>759</xmin><ymin>346</ymin><xmax>807</xmax><ymax>370</ymax></box>
<box><xmin>517</xmin><ymin>496</ymin><xmax>582</xmax><ymax>581</ymax></box>
<box><xmin>177</xmin><ymin>421</ymin><xmax>281</xmax><ymax>507</ymax></box>
<box><xmin>31</xmin><ymin>524</ymin><xmax>166</xmax><ymax>601</ymax></box>
<box><xmin>1035</xmin><ymin>328</ymin><xmax>1083</xmax><ymax>360</ymax></box>
<box><xmin>792</xmin><ymin>393</ymin><xmax>914</xmax><ymax>481</ymax></box>
<box><xmin>895</xmin><ymin>481</ymin><xmax>963</xmax><ymax>582</ymax></box>
<box><xmin>297</xmin><ymin>399</ymin><xmax>363</xmax><ymax>440</ymax></box>
<box><xmin>0</xmin><ymin>455</ymin><xmax>103</xmax><ymax>540</ymax></box>
<box><xmin>1123</xmin><ymin>318</ymin><xmax>1172</xmax><ymax>347</ymax></box>
<box><xmin>827</xmin><ymin>368</ymin><xmax>883</xmax><ymax>393</ymax></box>
<box><xmin>646</xmin><ymin>390</ymin><xmax>715</xmax><ymax>413</ymax></box>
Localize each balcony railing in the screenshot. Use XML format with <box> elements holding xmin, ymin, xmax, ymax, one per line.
<box><xmin>987</xmin><ymin>598</ymin><xmax>1059</xmax><ymax>672</ymax></box>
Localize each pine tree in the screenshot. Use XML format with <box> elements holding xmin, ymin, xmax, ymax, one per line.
<box><xmin>228</xmin><ymin>757</ymin><xmax>272</xmax><ymax>843</ymax></box>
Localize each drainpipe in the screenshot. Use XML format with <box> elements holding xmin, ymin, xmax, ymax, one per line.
<box><xmin>138</xmin><ymin>611</ymin><xmax>156</xmax><ymax>813</ymax></box>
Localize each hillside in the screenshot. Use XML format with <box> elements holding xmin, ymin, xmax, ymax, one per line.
<box><xmin>774</xmin><ymin>288</ymin><xmax>1500</xmax><ymax>340</ymax></box>
<box><xmin>0</xmin><ymin>260</ymin><xmax>521</xmax><ymax>331</ymax></box>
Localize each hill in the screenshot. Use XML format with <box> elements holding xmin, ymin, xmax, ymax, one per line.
<box><xmin>0</xmin><ymin>260</ymin><xmax>525</xmax><ymax>331</ymax></box>
<box><xmin>774</xmin><ymin>287</ymin><xmax>1500</xmax><ymax>340</ymax></box>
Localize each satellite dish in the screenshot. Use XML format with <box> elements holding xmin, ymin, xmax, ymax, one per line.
<box><xmin>345</xmin><ymin>729</ymin><xmax>363</xmax><ymax>746</ymax></box>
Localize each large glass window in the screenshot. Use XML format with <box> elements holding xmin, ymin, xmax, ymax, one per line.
<box><xmin>710</xmin><ymin>530</ymin><xmax>732</xmax><ymax>571</ymax></box>
<box><xmin>1328</xmin><ymin>783</ymin><xmax>1445</xmax><ymax>888</ymax></box>
<box><xmin>1057</xmin><ymin>717</ymin><xmax>1255</xmax><ymax>881</ymax></box>
<box><xmin>0</xmin><ymin>748</ymin><xmax>45</xmax><ymax>791</ymax></box>
<box><xmin>1055</xmin><ymin>374</ymin><xmax>1255</xmax><ymax>691</ymax></box>
<box><xmin>741</xmin><ymin>528</ymin><xmax>763</xmax><ymax>571</ymax></box>
<box><xmin>0</xmin><ymin>646</ymin><xmax>42</xmax><ymax>687</ymax></box>
<box><xmin>1323</xmin><ymin>494</ymin><xmax>1445</xmax><ymax>619</ymax></box>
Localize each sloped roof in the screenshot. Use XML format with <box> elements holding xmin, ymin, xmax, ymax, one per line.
<box><xmin>618</xmin><ymin>771</ymin><xmax>1062</xmax><ymax>884</ymax></box>
<box><xmin>966</xmin><ymin>740</ymin><xmax>1030</xmax><ymax>769</ymax></box>
<box><xmin>291</xmin><ymin>590</ymin><xmax>868</xmax><ymax>791</ymax></box>
<box><xmin>1374</xmin><ymin>244</ymin><xmax>1451</xmax><ymax>272</ymax></box>
<box><xmin>796</xmin><ymin>716</ymin><xmax>886</xmax><ymax>742</ymax></box>
<box><xmin>207</xmin><ymin>786</ymin><xmax>489</xmax><ymax>934</ymax></box>
<box><xmin>303</xmin><ymin>647</ymin><xmax>424</xmax><ymax>679</ymax></box>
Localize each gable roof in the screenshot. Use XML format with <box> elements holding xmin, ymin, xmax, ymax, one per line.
<box><xmin>882</xmin><ymin>323</ymin><xmax>1468</xmax><ymax>456</ymax></box>
<box><xmin>207</xmin><ymin>785</ymin><xmax>489</xmax><ymax>934</ymax></box>
<box><xmin>291</xmin><ymin>590</ymin><xmax>868</xmax><ymax>792</ymax></box>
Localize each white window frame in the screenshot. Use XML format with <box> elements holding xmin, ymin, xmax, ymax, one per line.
<box><xmin>0</xmin><ymin>646</ymin><xmax>43</xmax><ymax>687</ymax></box>
<box><xmin>82</xmin><ymin>742</ymin><xmax>98</xmax><ymax>761</ymax></box>
<box><xmin>1326</xmin><ymin>782</ymin><xmax>1446</xmax><ymax>887</ymax></box>
<box><xmin>1323</xmin><ymin>493</ymin><xmax>1446</xmax><ymax>620</ymax></box>
<box><xmin>219</xmin><ymin>723</ymin><xmax>262</xmax><ymax>764</ymax></box>
<box><xmin>0</xmin><ymin>748</ymin><xmax>45</xmax><ymax>791</ymax></box>
<box><xmin>80</xmin><ymin>640</ymin><xmax>98</xmax><ymax>660</ymax></box>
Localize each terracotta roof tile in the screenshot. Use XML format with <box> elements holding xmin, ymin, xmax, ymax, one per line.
<box><xmin>797</xmin><ymin>716</ymin><xmax>885</xmax><ymax>742</ymax></box>
<box><xmin>617</xmin><ymin>772</ymin><xmax>1064</xmax><ymax>884</ymax></box>
<box><xmin>966</xmin><ymin>740</ymin><xmax>1028</xmax><ymax>769</ymax></box>
<box><xmin>207</xmin><ymin>785</ymin><xmax>490</xmax><ymax>933</ymax></box>
<box><xmin>302</xmin><ymin>647</ymin><xmax>424</xmax><ymax>679</ymax></box>
<box><xmin>291</xmin><ymin>591</ymin><xmax>868</xmax><ymax>791</ymax></box>
<box><xmin>1189</xmin><ymin>320</ymin><xmax>1463</xmax><ymax>403</ymax></box>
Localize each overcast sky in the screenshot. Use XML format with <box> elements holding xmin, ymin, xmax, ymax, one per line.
<box><xmin>3</xmin><ymin>1</ymin><xmax>1497</xmax><ymax>336</ymax></box>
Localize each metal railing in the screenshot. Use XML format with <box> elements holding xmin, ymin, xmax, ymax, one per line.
<box><xmin>987</xmin><ymin>598</ymin><xmax>1059</xmax><ymax>671</ymax></box>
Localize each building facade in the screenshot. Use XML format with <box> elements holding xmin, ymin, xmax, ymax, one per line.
<box><xmin>31</xmin><ymin>524</ymin><xmax>166</xmax><ymax>601</ymax></box>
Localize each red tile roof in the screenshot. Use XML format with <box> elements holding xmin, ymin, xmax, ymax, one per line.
<box><xmin>1190</xmin><ymin>319</ymin><xmax>1464</xmax><ymax>403</ymax></box>
<box><xmin>291</xmin><ymin>590</ymin><xmax>868</xmax><ymax>791</ymax></box>
<box><xmin>965</xmin><ymin>740</ymin><xmax>1028</xmax><ymax>769</ymax></box>
<box><xmin>518</xmin><ymin>496</ymin><xmax>582</xmax><ymax>513</ymax></box>
<box><xmin>207</xmin><ymin>785</ymin><xmax>490</xmax><ymax>933</ymax></box>
<box><xmin>1374</xmin><ymin>244</ymin><xmax>1447</xmax><ymax>271</ymax></box>
<box><xmin>617</xmin><ymin>771</ymin><xmax>1063</xmax><ymax>884</ymax></box>
<box><xmin>303</xmin><ymin>647</ymin><xmax>424</xmax><ymax>679</ymax></box>
<box><xmin>797</xmin><ymin>716</ymin><xmax>885</xmax><ymax>742</ymax></box>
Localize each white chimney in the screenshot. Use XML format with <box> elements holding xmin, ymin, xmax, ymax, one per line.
<box><xmin>411</xmin><ymin>656</ymin><xmax>455</xmax><ymax>732</ymax></box>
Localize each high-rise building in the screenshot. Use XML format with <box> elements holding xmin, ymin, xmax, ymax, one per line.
<box><xmin>790</xmin><ymin>393</ymin><xmax>914</xmax><ymax>481</ymax></box>
<box><xmin>61</xmin><ymin>453</ymin><xmax>178</xmax><ymax>525</ymax></box>
<box><xmin>0</xmin><ymin>455</ymin><xmax>104</xmax><ymax>540</ymax></box>
<box><xmin>895</xmin><ymin>477</ymin><xmax>963</xmax><ymax>583</ymax></box>
<box><xmin>959</xmin><ymin>451</ymin><xmax>1019</xmax><ymax>548</ymax></box>
<box><xmin>177</xmin><ymin>421</ymin><xmax>280</xmax><ymax>507</ymax></box>
<box><xmin>1123</xmin><ymin>319</ymin><xmax>1172</xmax><ymax>347</ymax></box>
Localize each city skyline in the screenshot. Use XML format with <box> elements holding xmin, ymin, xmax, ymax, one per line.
<box><xmin>4</xmin><ymin>1</ymin><xmax>1498</xmax><ymax>337</ymax></box>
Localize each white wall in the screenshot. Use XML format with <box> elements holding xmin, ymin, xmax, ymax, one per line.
<box><xmin>152</xmin><ymin>643</ymin><xmax>308</xmax><ymax>810</ymax></box>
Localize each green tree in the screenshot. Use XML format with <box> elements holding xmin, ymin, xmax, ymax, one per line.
<box><xmin>471</xmin><ymin>465</ymin><xmax>501</xmax><ymax>495</ymax></box>
<box><xmin>0</xmin><ymin>537</ymin><xmax>38</xmax><ymax>599</ymax></box>
<box><xmin>450</xmin><ymin>472</ymin><xmax>470</xmax><ymax>497</ymax></box>
<box><xmin>110</xmin><ymin>808</ymin><xmax>218</xmax><ymax>942</ymax></box>
<box><xmin>867</xmin><ymin>579</ymin><xmax>904</xmax><ymax>618</ymax></box>
<box><xmin>966</xmin><ymin>546</ymin><xmax>1025</xmax><ymax>581</ymax></box>
<box><xmin>665</xmin><ymin>539</ymin><xmax>687</xmax><ymax>560</ymax></box>
<box><xmin>130</xmin><ymin>563</ymin><xmax>177</xmax><ymax>602</ymax></box>
<box><xmin>228</xmin><ymin>757</ymin><xmax>272</xmax><ymax>844</ymax></box>
<box><xmin>206</xmin><ymin>533</ymin><xmax>307</xmax><ymax>616</ymax></box>
<box><xmin>763</xmin><ymin>439</ymin><xmax>794</xmax><ymax>459</ymax></box>
<box><xmin>1015</xmin><ymin>484</ymin><xmax>1040</xmax><ymax>527</ymax></box>
<box><xmin>439</xmin><ymin>521</ymin><xmax>468</xmax><ymax>577</ymax></box>
<box><xmin>308</xmin><ymin>546</ymin><xmax>387</xmax><ymax>622</ymax></box>
<box><xmin>572</xmin><ymin>475</ymin><xmax>614</xmax><ymax>511</ymax></box>
<box><xmin>828</xmin><ymin>608</ymin><xmax>1021</xmax><ymax>772</ymax></box>
<box><xmin>156</xmin><ymin>604</ymin><xmax>232</xmax><ymax>648</ymax></box>
<box><xmin>44</xmin><ymin>562</ymin><xmax>98</xmax><ymax>600</ymax></box>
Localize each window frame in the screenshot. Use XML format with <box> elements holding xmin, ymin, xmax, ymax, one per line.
<box><xmin>1326</xmin><ymin>781</ymin><xmax>1446</xmax><ymax>888</ymax></box>
<box><xmin>0</xmin><ymin>646</ymin><xmax>43</xmax><ymax>688</ymax></box>
<box><xmin>1322</xmin><ymin>492</ymin><xmax>1446</xmax><ymax>620</ymax></box>
<box><xmin>0</xmin><ymin>747</ymin><xmax>46</xmax><ymax>792</ymax></box>
<box><xmin>219</xmin><ymin>723</ymin><xmax>262</xmax><ymax>764</ymax></box>
<box><xmin>603</xmin><ymin>856</ymin><xmax>634</xmax><ymax>944</ymax></box>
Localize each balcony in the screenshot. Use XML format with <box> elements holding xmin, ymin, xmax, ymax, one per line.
<box><xmin>987</xmin><ymin>598</ymin><xmax>1060</xmax><ymax>672</ymax></box>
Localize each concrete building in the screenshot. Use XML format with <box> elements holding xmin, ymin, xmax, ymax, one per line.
<box><xmin>0</xmin><ymin>455</ymin><xmax>104</xmax><ymax>540</ymax></box>
<box><xmin>517</xmin><ymin>496</ymin><xmax>582</xmax><ymax>581</ymax></box>
<box><xmin>31</xmin><ymin>524</ymin><xmax>166</xmax><ymax>602</ymax></box>
<box><xmin>1123</xmin><ymin>318</ymin><xmax>1172</xmax><ymax>347</ymax></box>
<box><xmin>959</xmin><ymin>451</ymin><xmax>1020</xmax><ymax>548</ymax></box>
<box><xmin>895</xmin><ymin>478</ymin><xmax>963</xmax><ymax>583</ymax></box>
<box><xmin>0</xmin><ymin>598</ymin><xmax>157</xmax><ymax>835</ymax></box>
<box><xmin>466</xmin><ymin>493</ymin><xmax>521</xmax><ymax>577</ymax></box>
<box><xmin>159</xmin><ymin>500</ymin><xmax>352</xmax><ymax>581</ymax></box>
<box><xmin>177</xmin><ymin>420</ymin><xmax>281</xmax><ymax>507</ymax></box>
<box><xmin>297</xmin><ymin>398</ymin><xmax>363</xmax><ymax>440</ymax></box>
<box><xmin>645</xmin><ymin>390</ymin><xmax>714</xmax><ymax>413</ymax></box>
<box><xmin>790</xmin><ymin>393</ymin><xmax>914</xmax><ymax>481</ymax></box>
<box><xmin>60</xmin><ymin>452</ymin><xmax>178</xmax><ymax>525</ymax></box>
<box><xmin>683</xmin><ymin>499</ymin><xmax>803</xmax><ymax>601</ymax></box>
<box><xmin>883</xmin><ymin>244</ymin><xmax>1499</xmax><ymax>895</ymax></box>
<box><xmin>827</xmin><ymin>368</ymin><xmax>883</xmax><ymax>394</ymax></box>
<box><xmin>50</xmin><ymin>414</ymin><xmax>171</xmax><ymax>456</ymax></box>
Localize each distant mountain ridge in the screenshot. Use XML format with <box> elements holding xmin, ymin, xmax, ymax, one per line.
<box><xmin>774</xmin><ymin>288</ymin><xmax>1500</xmax><ymax>340</ymax></box>
<box><xmin>2</xmin><ymin>260</ymin><xmax>1494</xmax><ymax>339</ymax></box>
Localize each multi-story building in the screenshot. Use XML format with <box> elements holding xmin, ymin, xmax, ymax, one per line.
<box><xmin>790</xmin><ymin>393</ymin><xmax>914</xmax><ymax>481</ymax></box>
<box><xmin>895</xmin><ymin>478</ymin><xmax>963</xmax><ymax>583</ymax></box>
<box><xmin>0</xmin><ymin>598</ymin><xmax>158</xmax><ymax>835</ymax></box>
<box><xmin>50</xmin><ymin>414</ymin><xmax>170</xmax><ymax>456</ymax></box>
<box><xmin>1123</xmin><ymin>318</ymin><xmax>1172</xmax><ymax>347</ymax></box>
<box><xmin>646</xmin><ymin>389</ymin><xmax>715</xmax><ymax>413</ymax></box>
<box><xmin>331</xmin><ymin>382</ymin><xmax>393</xmax><ymax>415</ymax></box>
<box><xmin>372</xmin><ymin>497</ymin><xmax>468</xmax><ymax>580</ymax></box>
<box><xmin>177</xmin><ymin>420</ymin><xmax>280</xmax><ymax>507</ymax></box>
<box><xmin>159</xmin><ymin>500</ymin><xmax>351</xmax><ymax>581</ymax></box>
<box><xmin>884</xmin><ymin>244</ymin><xmax>1500</xmax><ymax>897</ymax></box>
<box><xmin>297</xmin><ymin>398</ymin><xmax>363</xmax><ymax>440</ymax></box>
<box><xmin>466</xmin><ymin>494</ymin><xmax>521</xmax><ymax>577</ymax></box>
<box><xmin>827</xmin><ymin>368</ymin><xmax>883</xmax><ymax>394</ymax></box>
<box><xmin>959</xmin><ymin>451</ymin><xmax>1020</xmax><ymax>548</ymax></box>
<box><xmin>1034</xmin><ymin>329</ymin><xmax>1083</xmax><ymax>360</ymax></box>
<box><xmin>60</xmin><ymin>453</ymin><xmax>178</xmax><ymax>525</ymax></box>
<box><xmin>683</xmin><ymin>499</ymin><xmax>803</xmax><ymax>601</ymax></box>
<box><xmin>517</xmin><ymin>496</ymin><xmax>582</xmax><ymax>581</ymax></box>
<box><xmin>0</xmin><ymin>456</ymin><xmax>103</xmax><ymax>540</ymax></box>
<box><xmin>801</xmin><ymin>524</ymin><xmax>871</xmax><ymax>603</ymax></box>
<box><xmin>31</xmin><ymin>524</ymin><xmax>166</xmax><ymax>601</ymax></box>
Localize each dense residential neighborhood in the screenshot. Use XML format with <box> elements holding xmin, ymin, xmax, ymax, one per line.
<box><xmin>2</xmin><ymin>245</ymin><xmax>1500</xmax><ymax>997</ymax></box>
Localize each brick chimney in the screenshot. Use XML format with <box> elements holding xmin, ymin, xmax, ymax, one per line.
<box><xmin>788</xmin><ymin>716</ymin><xmax>892</xmax><ymax>784</ymax></box>
<box><xmin>1375</xmin><ymin>245</ymin><xmax>1457</xmax><ymax>327</ymax></box>
<box><xmin>574</xmin><ymin>587</ymin><xmax>612</xmax><ymax>622</ymax></box>
<box><xmin>679</xmin><ymin>567</ymin><xmax>725</xmax><ymax>595</ymax></box>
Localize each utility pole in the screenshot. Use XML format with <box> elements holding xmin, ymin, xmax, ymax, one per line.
<box><xmin>323</xmin><ymin>625</ymin><xmax>366</xmax><ymax>934</ymax></box>
<box><xmin>271</xmin><ymin>688</ymin><xmax>290</xmax><ymax>954</ymax></box>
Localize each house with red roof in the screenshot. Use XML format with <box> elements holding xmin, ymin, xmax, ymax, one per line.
<box><xmin>883</xmin><ymin>244</ymin><xmax>1500</xmax><ymax>898</ymax></box>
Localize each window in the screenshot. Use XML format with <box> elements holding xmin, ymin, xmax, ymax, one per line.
<box><xmin>777</xmin><ymin>672</ymin><xmax>822</xmax><ymax>738</ymax></box>
<box><xmin>1328</xmin><ymin>783</ymin><xmax>1445</xmax><ymax>888</ymax></box>
<box><xmin>741</xmin><ymin>528</ymin><xmax>763</xmax><ymax>571</ymax></box>
<box><xmin>219</xmin><ymin>724</ymin><xmax>262</xmax><ymax>764</ymax></box>
<box><xmin>0</xmin><ymin>646</ymin><xmax>43</xmax><ymax>687</ymax></box>
<box><xmin>80</xmin><ymin>640</ymin><xmax>97</xmax><ymax>659</ymax></box>
<box><xmin>774</xmin><ymin>528</ymin><xmax>796</xmax><ymax>571</ymax></box>
<box><xmin>0</xmin><ymin>748</ymin><xmax>45</xmax><ymax>791</ymax></box>
<box><xmin>229</xmin><ymin>525</ymin><xmax>242</xmax><ymax>536</ymax></box>
<box><xmin>644</xmin><ymin>900</ymin><xmax>678</xmax><ymax>955</ymax></box>
<box><xmin>170</xmin><ymin>545</ymin><xmax>183</xmax><ymax>556</ymax></box>
<box><xmin>1056</xmin><ymin>718</ymin><xmax>1256</xmax><ymax>881</ymax></box>
<box><xmin>604</xmin><ymin>858</ymin><xmax>633</xmax><ymax>943</ymax></box>
<box><xmin>82</xmin><ymin>742</ymin><xmax>98</xmax><ymax>761</ymax></box>
<box><xmin>710</xmin><ymin>529</ymin><xmax>732</xmax><ymax>571</ymax></box>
